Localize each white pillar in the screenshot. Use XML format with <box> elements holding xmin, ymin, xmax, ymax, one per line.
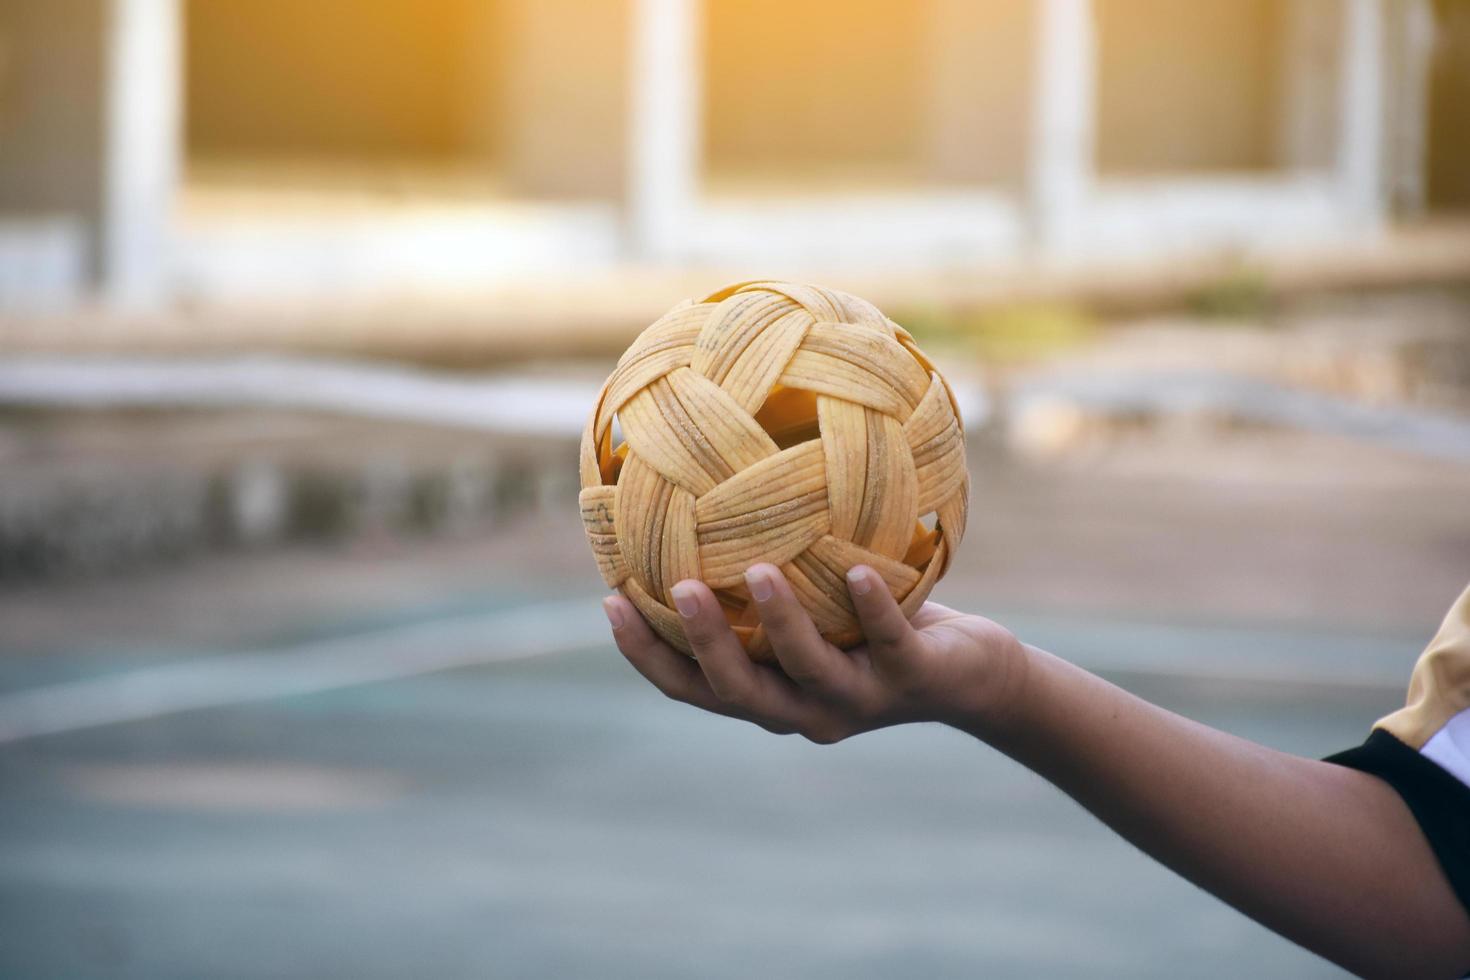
<box><xmin>627</xmin><ymin>0</ymin><xmax>700</xmax><ymax>262</ymax></box>
<box><xmin>1337</xmin><ymin>0</ymin><xmax>1385</xmax><ymax>229</ymax></box>
<box><xmin>1029</xmin><ymin>0</ymin><xmax>1095</xmax><ymax>256</ymax></box>
<box><xmin>102</xmin><ymin>0</ymin><xmax>180</xmax><ymax>306</ymax></box>
<box><xmin>1277</xmin><ymin>0</ymin><xmax>1341</xmax><ymax>174</ymax></box>
<box><xmin>1382</xmin><ymin>0</ymin><xmax>1436</xmax><ymax>215</ymax></box>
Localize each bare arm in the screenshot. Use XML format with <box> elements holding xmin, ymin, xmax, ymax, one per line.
<box><xmin>602</xmin><ymin>564</ymin><xmax>1470</xmax><ymax>978</ymax></box>
<box><xmin>987</xmin><ymin>644</ymin><xmax>1470</xmax><ymax>979</ymax></box>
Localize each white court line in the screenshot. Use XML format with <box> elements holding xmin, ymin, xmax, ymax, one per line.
<box><xmin>0</xmin><ymin>598</ymin><xmax>608</xmax><ymax>745</ymax></box>
<box><xmin>0</xmin><ymin>597</ymin><xmax>1406</xmax><ymax>745</ymax></box>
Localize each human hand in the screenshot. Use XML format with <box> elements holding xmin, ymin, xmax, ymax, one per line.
<box><xmin>602</xmin><ymin>563</ymin><xmax>1026</xmax><ymax>744</ymax></box>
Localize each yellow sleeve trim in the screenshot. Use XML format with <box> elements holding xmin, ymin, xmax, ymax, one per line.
<box><xmin>1377</xmin><ymin>582</ymin><xmax>1470</xmax><ymax>750</ymax></box>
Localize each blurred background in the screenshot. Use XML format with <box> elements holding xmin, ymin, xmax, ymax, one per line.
<box><xmin>2</xmin><ymin>0</ymin><xmax>1469</xmax><ymax>977</ymax></box>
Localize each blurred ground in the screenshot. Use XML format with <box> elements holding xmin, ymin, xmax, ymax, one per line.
<box><xmin>3</xmin><ymin>417</ymin><xmax>1468</xmax><ymax>978</ymax></box>
<box><xmin>0</xmin><ymin>649</ymin><xmax>1394</xmax><ymax>980</ymax></box>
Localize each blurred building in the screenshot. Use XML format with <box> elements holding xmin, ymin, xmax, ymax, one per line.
<box><xmin>0</xmin><ymin>0</ymin><xmax>1465</xmax><ymax>312</ymax></box>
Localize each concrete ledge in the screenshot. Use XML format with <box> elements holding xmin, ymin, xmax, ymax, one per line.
<box><xmin>2</xmin><ymin>221</ymin><xmax>1467</xmax><ymax>363</ymax></box>
<box><xmin>0</xmin><ymin>407</ymin><xmax>580</xmax><ymax>582</ymax></box>
<box><xmin>0</xmin><ymin>218</ymin><xmax>88</xmax><ymax>314</ymax></box>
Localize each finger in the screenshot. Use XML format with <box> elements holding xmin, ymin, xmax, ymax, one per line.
<box><xmin>604</xmin><ymin>595</ymin><xmax>741</xmax><ymax>719</ymax></box>
<box><xmin>845</xmin><ymin>565</ymin><xmax>923</xmax><ymax>678</ymax></box>
<box><xmin>670</xmin><ymin>579</ymin><xmax>814</xmax><ymax>730</ymax></box>
<box><xmin>745</xmin><ymin>564</ymin><xmax>862</xmax><ymax>701</ymax></box>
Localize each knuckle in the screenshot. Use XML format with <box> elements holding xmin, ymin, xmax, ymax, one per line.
<box><xmin>759</xmin><ymin>605</ymin><xmax>799</xmax><ymax>635</ymax></box>
<box><xmin>846</xmin><ymin>684</ymin><xmax>887</xmax><ymax>719</ymax></box>
<box><xmin>710</xmin><ymin>677</ymin><xmax>754</xmax><ymax>708</ymax></box>
<box><xmin>780</xmin><ymin>654</ymin><xmax>862</xmax><ymax>704</ymax></box>
<box><xmin>800</xmin><ymin>723</ymin><xmax>847</xmax><ymax>746</ymax></box>
<box><xmin>681</xmin><ymin>618</ymin><xmax>719</xmax><ymax>647</ymax></box>
<box><xmin>868</xmin><ymin>618</ymin><xmax>911</xmax><ymax>650</ymax></box>
<box><xmin>781</xmin><ymin>659</ymin><xmax>829</xmax><ymax>689</ymax></box>
<box><xmin>653</xmin><ymin>676</ymin><xmax>693</xmax><ymax>703</ymax></box>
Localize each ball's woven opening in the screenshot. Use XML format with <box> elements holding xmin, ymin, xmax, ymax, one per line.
<box><xmin>752</xmin><ymin>386</ymin><xmax>822</xmax><ymax>449</ymax></box>
<box><xmin>578</xmin><ymin>280</ymin><xmax>969</xmax><ymax>661</ymax></box>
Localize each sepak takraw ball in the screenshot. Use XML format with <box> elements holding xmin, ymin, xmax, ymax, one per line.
<box><xmin>579</xmin><ymin>281</ymin><xmax>968</xmax><ymax>661</ymax></box>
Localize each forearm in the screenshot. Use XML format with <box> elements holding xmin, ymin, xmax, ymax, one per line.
<box><xmin>606</xmin><ymin>571</ymin><xmax>1470</xmax><ymax>975</ymax></box>
<box><xmin>960</xmin><ymin>643</ymin><xmax>1470</xmax><ymax>978</ymax></box>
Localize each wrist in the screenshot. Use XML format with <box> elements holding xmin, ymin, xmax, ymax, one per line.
<box><xmin>931</xmin><ymin>622</ymin><xmax>1034</xmax><ymax>742</ymax></box>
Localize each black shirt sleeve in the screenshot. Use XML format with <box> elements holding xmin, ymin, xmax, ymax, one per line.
<box><xmin>1325</xmin><ymin>729</ymin><xmax>1470</xmax><ymax>920</ymax></box>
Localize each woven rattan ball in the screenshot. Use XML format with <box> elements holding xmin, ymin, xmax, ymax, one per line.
<box><xmin>579</xmin><ymin>280</ymin><xmax>968</xmax><ymax>661</ymax></box>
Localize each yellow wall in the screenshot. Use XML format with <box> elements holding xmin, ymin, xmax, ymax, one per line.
<box><xmin>1096</xmin><ymin>0</ymin><xmax>1285</xmax><ymax>175</ymax></box>
<box><xmin>702</xmin><ymin>0</ymin><xmax>926</xmax><ymax>180</ymax></box>
<box><xmin>922</xmin><ymin>0</ymin><xmax>1034</xmax><ymax>187</ymax></box>
<box><xmin>182</xmin><ymin>0</ymin><xmax>1338</xmax><ymax>195</ymax></box>
<box><xmin>185</xmin><ymin>0</ymin><xmax>627</xmax><ymax>198</ymax></box>
<box><xmin>185</xmin><ymin>0</ymin><xmax>489</xmax><ymax>160</ymax></box>
<box><xmin>498</xmin><ymin>0</ymin><xmax>629</xmax><ymax>198</ymax></box>
<box><xmin>1428</xmin><ymin>0</ymin><xmax>1470</xmax><ymax>209</ymax></box>
<box><xmin>0</xmin><ymin>0</ymin><xmax>106</xmax><ymax>219</ymax></box>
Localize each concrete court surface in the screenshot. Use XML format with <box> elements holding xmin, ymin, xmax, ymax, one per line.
<box><xmin>2</xmin><ymin>434</ymin><xmax>1469</xmax><ymax>979</ymax></box>
<box><xmin>0</xmin><ymin>637</ymin><xmax>1393</xmax><ymax>980</ymax></box>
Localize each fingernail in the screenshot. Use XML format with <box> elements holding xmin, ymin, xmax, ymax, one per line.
<box><xmin>671</xmin><ymin>582</ymin><xmax>699</xmax><ymax>619</ymax></box>
<box><xmin>846</xmin><ymin>566</ymin><xmax>873</xmax><ymax>596</ymax></box>
<box><xmin>745</xmin><ymin>566</ymin><xmax>774</xmax><ymax>602</ymax></box>
<box><xmin>602</xmin><ymin>597</ymin><xmax>624</xmax><ymax>630</ymax></box>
